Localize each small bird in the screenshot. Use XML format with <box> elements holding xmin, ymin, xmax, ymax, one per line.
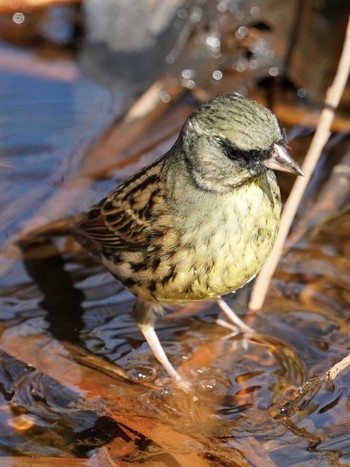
<box><xmin>27</xmin><ymin>94</ymin><xmax>304</xmax><ymax>386</ymax></box>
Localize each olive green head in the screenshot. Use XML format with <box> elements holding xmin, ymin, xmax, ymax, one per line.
<box><xmin>189</xmin><ymin>94</ymin><xmax>284</xmax><ymax>152</ymax></box>
<box><xmin>175</xmin><ymin>94</ymin><xmax>303</xmax><ymax>193</ymax></box>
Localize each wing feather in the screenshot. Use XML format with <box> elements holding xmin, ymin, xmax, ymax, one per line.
<box><xmin>74</xmin><ymin>159</ymin><xmax>164</xmax><ymax>255</ymax></box>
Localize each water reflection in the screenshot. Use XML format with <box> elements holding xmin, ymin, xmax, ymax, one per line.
<box><xmin>0</xmin><ymin>349</ymin><xmax>122</xmax><ymax>456</ymax></box>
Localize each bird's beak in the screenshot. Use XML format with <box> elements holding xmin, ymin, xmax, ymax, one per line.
<box><xmin>263</xmin><ymin>144</ymin><xmax>305</xmax><ymax>176</ymax></box>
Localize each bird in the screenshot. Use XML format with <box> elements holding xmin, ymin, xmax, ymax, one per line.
<box><xmin>23</xmin><ymin>94</ymin><xmax>304</xmax><ymax>387</ymax></box>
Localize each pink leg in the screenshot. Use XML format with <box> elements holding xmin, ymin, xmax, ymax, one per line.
<box><xmin>215</xmin><ymin>298</ymin><xmax>253</xmax><ymax>334</ymax></box>
<box><xmin>139</xmin><ymin>324</ymin><xmax>191</xmax><ymax>391</ymax></box>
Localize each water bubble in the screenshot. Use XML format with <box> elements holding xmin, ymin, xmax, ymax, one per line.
<box><xmin>235</xmin><ymin>26</ymin><xmax>248</xmax><ymax>40</ymax></box>
<box><xmin>165</xmin><ymin>54</ymin><xmax>175</xmax><ymax>65</ymax></box>
<box><xmin>235</xmin><ymin>59</ymin><xmax>247</xmax><ymax>73</ymax></box>
<box><xmin>297</xmin><ymin>88</ymin><xmax>307</xmax><ymax>98</ymax></box>
<box><xmin>159</xmin><ymin>91</ymin><xmax>171</xmax><ymax>103</ymax></box>
<box><xmin>159</xmin><ymin>386</ymin><xmax>174</xmax><ymax>397</ymax></box>
<box><xmin>217</xmin><ymin>1</ymin><xmax>228</xmax><ymax>13</ymax></box>
<box><xmin>181</xmin><ymin>78</ymin><xmax>195</xmax><ymax>89</ymax></box>
<box><xmin>13</xmin><ymin>12</ymin><xmax>25</xmax><ymax>24</ymax></box>
<box><xmin>206</xmin><ymin>35</ymin><xmax>221</xmax><ymax>52</ymax></box>
<box><xmin>250</xmin><ymin>6</ymin><xmax>261</xmax><ymax>16</ymax></box>
<box><xmin>249</xmin><ymin>42</ymin><xmax>262</xmax><ymax>55</ymax></box>
<box><xmin>269</xmin><ymin>66</ymin><xmax>279</xmax><ymax>77</ymax></box>
<box><xmin>177</xmin><ymin>8</ymin><xmax>188</xmax><ymax>19</ymax></box>
<box><xmin>212</xmin><ymin>70</ymin><xmax>223</xmax><ymax>80</ymax></box>
<box><xmin>127</xmin><ymin>366</ymin><xmax>156</xmax><ymax>382</ymax></box>
<box><xmin>182</xmin><ymin>69</ymin><xmax>194</xmax><ymax>79</ymax></box>
<box><xmin>199</xmin><ymin>379</ymin><xmax>217</xmax><ymax>391</ymax></box>
<box><xmin>191</xmin><ymin>7</ymin><xmax>202</xmax><ymax>23</ymax></box>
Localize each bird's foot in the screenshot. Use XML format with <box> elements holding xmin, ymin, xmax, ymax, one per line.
<box><xmin>215</xmin><ymin>298</ymin><xmax>254</xmax><ymax>335</ymax></box>
<box><xmin>139</xmin><ymin>322</ymin><xmax>194</xmax><ymax>392</ymax></box>
<box><xmin>216</xmin><ymin>317</ymin><xmax>241</xmax><ymax>337</ymax></box>
<box><xmin>171</xmin><ymin>373</ymin><xmax>193</xmax><ymax>393</ymax></box>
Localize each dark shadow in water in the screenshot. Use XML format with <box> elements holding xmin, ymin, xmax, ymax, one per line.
<box><xmin>20</xmin><ymin>239</ymin><xmax>85</xmax><ymax>344</ymax></box>
<box><xmin>0</xmin><ymin>348</ymin><xmax>132</xmax><ymax>457</ymax></box>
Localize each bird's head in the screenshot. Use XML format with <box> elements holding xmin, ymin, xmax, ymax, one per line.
<box><xmin>178</xmin><ymin>94</ymin><xmax>304</xmax><ymax>193</ymax></box>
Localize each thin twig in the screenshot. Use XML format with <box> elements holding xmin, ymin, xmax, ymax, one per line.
<box><xmin>249</xmin><ymin>17</ymin><xmax>350</xmax><ymax>311</ymax></box>
<box><xmin>272</xmin><ymin>353</ymin><xmax>350</xmax><ymax>421</ymax></box>
<box><xmin>327</xmin><ymin>354</ymin><xmax>350</xmax><ymax>381</ymax></box>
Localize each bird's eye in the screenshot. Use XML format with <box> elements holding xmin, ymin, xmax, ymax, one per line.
<box><xmin>222</xmin><ymin>139</ymin><xmax>274</xmax><ymax>164</ymax></box>
<box><xmin>224</xmin><ymin>146</ymin><xmax>240</xmax><ymax>160</ymax></box>
<box><xmin>218</xmin><ymin>138</ymin><xmax>240</xmax><ymax>160</ymax></box>
<box><xmin>219</xmin><ymin>137</ymin><xmax>273</xmax><ymax>163</ymax></box>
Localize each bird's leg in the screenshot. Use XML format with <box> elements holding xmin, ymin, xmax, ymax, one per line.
<box><xmin>215</xmin><ymin>297</ymin><xmax>254</xmax><ymax>334</ymax></box>
<box><xmin>134</xmin><ymin>300</ymin><xmax>188</xmax><ymax>388</ymax></box>
<box><xmin>140</xmin><ymin>325</ymin><xmax>182</xmax><ymax>381</ymax></box>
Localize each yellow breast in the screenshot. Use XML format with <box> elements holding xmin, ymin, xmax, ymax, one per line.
<box><xmin>154</xmin><ymin>172</ymin><xmax>281</xmax><ymax>303</ymax></box>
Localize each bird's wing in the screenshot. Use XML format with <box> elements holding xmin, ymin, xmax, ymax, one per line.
<box><xmin>75</xmin><ymin>202</ymin><xmax>148</xmax><ymax>253</ymax></box>
<box><xmin>75</xmin><ymin>160</ymin><xmax>164</xmax><ymax>255</ymax></box>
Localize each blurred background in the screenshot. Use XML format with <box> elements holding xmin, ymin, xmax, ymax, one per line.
<box><xmin>0</xmin><ymin>0</ymin><xmax>349</xmax><ymax>465</ymax></box>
